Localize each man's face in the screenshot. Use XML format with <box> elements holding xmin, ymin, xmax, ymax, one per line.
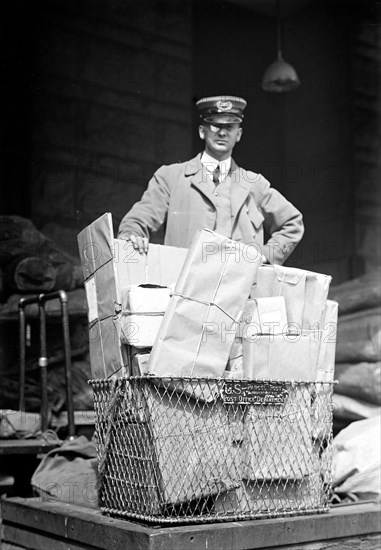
<box><xmin>199</xmin><ymin>122</ymin><xmax>243</xmax><ymax>160</ymax></box>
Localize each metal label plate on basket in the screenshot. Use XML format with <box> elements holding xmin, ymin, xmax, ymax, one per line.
<box><xmin>221</xmin><ymin>380</ymin><xmax>288</xmax><ymax>405</ymax></box>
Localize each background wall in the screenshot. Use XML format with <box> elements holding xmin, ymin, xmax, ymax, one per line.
<box><xmin>2</xmin><ymin>0</ymin><xmax>380</xmax><ymax>284</ymax></box>
<box><xmin>2</xmin><ymin>0</ymin><xmax>193</xmax><ymax>249</ymax></box>
<box><xmin>282</xmin><ymin>2</ymin><xmax>354</xmax><ymax>279</ymax></box>
<box><xmin>283</xmin><ymin>1</ymin><xmax>380</xmax><ymax>278</ymax></box>
<box><xmin>351</xmin><ymin>10</ymin><xmax>381</xmax><ymax>275</ymax></box>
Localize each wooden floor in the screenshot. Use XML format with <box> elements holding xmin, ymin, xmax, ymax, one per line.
<box><xmin>1</xmin><ymin>497</ymin><xmax>380</xmax><ymax>550</ymax></box>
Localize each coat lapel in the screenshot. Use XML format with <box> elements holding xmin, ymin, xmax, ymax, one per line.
<box><xmin>186</xmin><ymin>154</ymin><xmax>217</xmax><ymax>207</ymax></box>
<box><xmin>230</xmin><ymin>160</ymin><xmax>252</xmax><ymax>220</ymax></box>
<box><xmin>185</xmin><ymin>155</ymin><xmax>252</xmax><ymax>215</ymax></box>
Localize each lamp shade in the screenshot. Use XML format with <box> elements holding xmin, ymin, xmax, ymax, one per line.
<box><xmin>262</xmin><ymin>54</ymin><xmax>300</xmax><ymax>92</ymax></box>
<box><xmin>261</xmin><ymin>0</ymin><xmax>300</xmax><ymax>93</ymax></box>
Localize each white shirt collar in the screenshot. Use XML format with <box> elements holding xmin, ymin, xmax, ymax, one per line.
<box><xmin>201</xmin><ymin>151</ymin><xmax>231</xmax><ymax>182</ymax></box>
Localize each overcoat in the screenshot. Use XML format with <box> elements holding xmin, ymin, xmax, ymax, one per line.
<box><xmin>118</xmin><ymin>154</ymin><xmax>304</xmax><ymax>264</ymax></box>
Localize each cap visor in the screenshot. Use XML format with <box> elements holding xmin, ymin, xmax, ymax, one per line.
<box><xmin>202</xmin><ymin>114</ymin><xmax>242</xmax><ymax>124</ymax></box>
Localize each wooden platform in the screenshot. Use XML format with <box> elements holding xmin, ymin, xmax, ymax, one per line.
<box><xmin>1</xmin><ymin>497</ymin><xmax>380</xmax><ymax>550</ymax></box>
<box><xmin>0</xmin><ymin>441</ymin><xmax>61</xmax><ymax>499</ymax></box>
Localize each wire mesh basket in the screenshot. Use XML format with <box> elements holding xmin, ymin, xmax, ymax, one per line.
<box><xmin>90</xmin><ymin>377</ymin><xmax>334</xmax><ymax>524</ymax></box>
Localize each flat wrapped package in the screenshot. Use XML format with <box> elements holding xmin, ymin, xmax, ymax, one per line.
<box><xmin>78</xmin><ymin>213</ymin><xmax>126</xmax><ymax>379</ymax></box>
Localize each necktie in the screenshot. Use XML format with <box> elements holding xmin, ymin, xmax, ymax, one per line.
<box><xmin>212</xmin><ymin>164</ymin><xmax>220</xmax><ymax>185</ymax></box>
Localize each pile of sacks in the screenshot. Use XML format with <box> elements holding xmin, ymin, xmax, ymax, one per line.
<box><xmin>328</xmin><ymin>271</ymin><xmax>381</xmax><ymax>423</ymax></box>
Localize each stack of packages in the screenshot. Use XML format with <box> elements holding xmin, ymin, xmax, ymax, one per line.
<box><xmin>328</xmin><ymin>271</ymin><xmax>381</xmax><ymax>425</ymax></box>
<box><xmin>118</xmin><ymin>229</ymin><xmax>262</xmax><ymax>511</ymax></box>
<box><xmin>118</xmin><ymin>230</ymin><xmax>336</xmax><ymax>514</ymax></box>
<box><xmin>77</xmin><ymin>212</ymin><xmax>188</xmax><ymax>380</ymax></box>
<box><xmin>79</xmin><ymin>214</ymin><xmax>337</xmax><ymax>516</ymax></box>
<box><xmin>120</xmin><ymin>284</ymin><xmax>174</xmax><ymax>376</ymax></box>
<box><xmin>214</xmin><ymin>264</ymin><xmax>336</xmax><ymax>513</ymax></box>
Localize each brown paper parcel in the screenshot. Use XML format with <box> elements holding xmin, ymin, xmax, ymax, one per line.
<box><xmin>234</xmin><ymin>297</ymin><xmax>288</xmax><ymax>340</ymax></box>
<box><xmin>250</xmin><ymin>296</ymin><xmax>288</xmax><ymax>335</ymax></box>
<box><xmin>148</xmin><ymin>229</ymin><xmax>262</xmax><ymax>379</ymax></box>
<box><xmin>78</xmin><ymin>213</ymin><xmax>125</xmax><ymax>379</ymax></box>
<box><xmin>242</xmin><ymin>332</ymin><xmax>320</xmax><ymax>381</ymax></box>
<box><xmin>114</xmin><ymin>239</ymin><xmax>188</xmax><ymax>287</ymax></box>
<box><xmin>214</xmin><ymin>474</ymin><xmax>323</xmax><ymax>515</ymax></box>
<box><xmin>251</xmin><ymin>265</ymin><xmax>332</xmax><ymax>331</ymax></box>
<box><xmin>143</xmin><ymin>381</ymin><xmax>241</xmax><ymax>505</ymax></box>
<box><xmin>242</xmin><ymin>385</ymin><xmax>314</xmax><ymax>480</ymax></box>
<box><xmin>317</xmin><ymin>299</ymin><xmax>338</xmax><ymax>381</ymax></box>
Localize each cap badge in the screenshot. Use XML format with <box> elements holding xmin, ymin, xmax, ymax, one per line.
<box><xmin>216</xmin><ymin>99</ymin><xmax>233</xmax><ymax>111</ymax></box>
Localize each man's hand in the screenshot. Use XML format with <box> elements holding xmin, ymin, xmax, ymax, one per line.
<box><xmin>127</xmin><ymin>234</ymin><xmax>149</xmax><ymax>254</ymax></box>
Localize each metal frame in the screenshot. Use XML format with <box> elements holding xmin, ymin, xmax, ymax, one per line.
<box><xmin>18</xmin><ymin>290</ymin><xmax>75</xmax><ymax>439</ymax></box>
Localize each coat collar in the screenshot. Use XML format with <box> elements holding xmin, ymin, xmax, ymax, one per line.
<box><xmin>184</xmin><ymin>153</ymin><xmax>204</xmax><ymax>176</ymax></box>
<box><xmin>185</xmin><ymin>153</ymin><xmax>252</xmax><ymax>217</ymax></box>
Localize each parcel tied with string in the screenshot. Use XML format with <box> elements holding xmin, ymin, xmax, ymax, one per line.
<box><xmin>148</xmin><ymin>229</ymin><xmax>262</xmax><ymax>380</ymax></box>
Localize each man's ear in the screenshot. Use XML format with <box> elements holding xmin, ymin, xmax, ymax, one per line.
<box><xmin>199</xmin><ymin>125</ymin><xmax>205</xmax><ymax>140</ymax></box>
<box><xmin>235</xmin><ymin>127</ymin><xmax>243</xmax><ymax>143</ymax></box>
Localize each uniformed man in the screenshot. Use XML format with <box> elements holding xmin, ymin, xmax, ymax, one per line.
<box><xmin>118</xmin><ymin>95</ymin><xmax>304</xmax><ymax>264</ymax></box>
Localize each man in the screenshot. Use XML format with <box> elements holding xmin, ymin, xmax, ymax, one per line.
<box><xmin>118</xmin><ymin>96</ymin><xmax>304</xmax><ymax>264</ymax></box>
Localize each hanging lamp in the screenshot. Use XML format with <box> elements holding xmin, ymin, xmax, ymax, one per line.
<box><xmin>261</xmin><ymin>0</ymin><xmax>300</xmax><ymax>92</ymax></box>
